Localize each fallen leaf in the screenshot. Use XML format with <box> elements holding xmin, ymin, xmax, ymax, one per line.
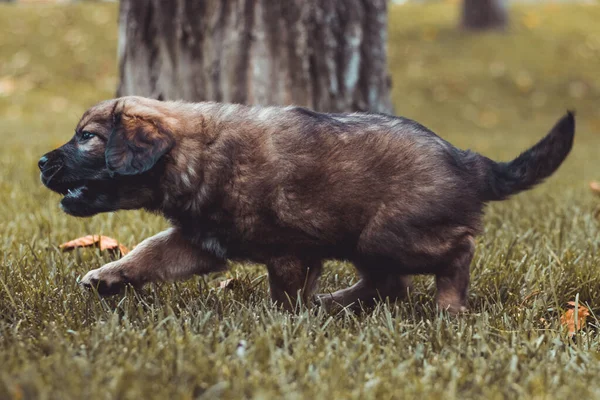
<box><xmin>218</xmin><ymin>278</ymin><xmax>239</xmax><ymax>290</ymax></box>
<box><xmin>560</xmin><ymin>301</ymin><xmax>590</xmax><ymax>337</ymax></box>
<box><xmin>119</xmin><ymin>244</ymin><xmax>129</xmax><ymax>255</ymax></box>
<box><xmin>590</xmin><ymin>181</ymin><xmax>600</xmax><ymax>195</ymax></box>
<box><xmin>59</xmin><ymin>235</ymin><xmax>129</xmax><ymax>255</ymax></box>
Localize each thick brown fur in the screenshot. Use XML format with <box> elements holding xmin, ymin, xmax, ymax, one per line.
<box><xmin>39</xmin><ymin>96</ymin><xmax>575</xmax><ymax>313</ymax></box>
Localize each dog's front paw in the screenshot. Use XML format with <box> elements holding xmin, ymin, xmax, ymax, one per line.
<box><xmin>79</xmin><ymin>264</ymin><xmax>132</xmax><ymax>296</ymax></box>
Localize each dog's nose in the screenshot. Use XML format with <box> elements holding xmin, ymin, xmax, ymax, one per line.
<box><xmin>38</xmin><ymin>155</ymin><xmax>49</xmax><ymax>171</ymax></box>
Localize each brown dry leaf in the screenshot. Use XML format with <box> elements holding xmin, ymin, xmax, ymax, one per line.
<box><xmin>59</xmin><ymin>235</ymin><xmax>129</xmax><ymax>255</ymax></box>
<box><xmin>560</xmin><ymin>301</ymin><xmax>590</xmax><ymax>337</ymax></box>
<box><xmin>589</xmin><ymin>181</ymin><xmax>600</xmax><ymax>196</ymax></box>
<box><xmin>118</xmin><ymin>244</ymin><xmax>129</xmax><ymax>255</ymax></box>
<box><xmin>218</xmin><ymin>278</ymin><xmax>239</xmax><ymax>290</ymax></box>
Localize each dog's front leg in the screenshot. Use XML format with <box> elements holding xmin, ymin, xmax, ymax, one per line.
<box><xmin>79</xmin><ymin>227</ymin><xmax>226</xmax><ymax>295</ymax></box>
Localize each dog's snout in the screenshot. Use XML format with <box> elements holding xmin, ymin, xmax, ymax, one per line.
<box><xmin>38</xmin><ymin>155</ymin><xmax>49</xmax><ymax>171</ymax></box>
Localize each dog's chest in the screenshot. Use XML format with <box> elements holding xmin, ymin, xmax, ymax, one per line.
<box><xmin>166</xmin><ymin>201</ymin><xmax>332</xmax><ymax>262</ymax></box>
<box><xmin>173</xmin><ymin>214</ymin><xmax>231</xmax><ymax>259</ymax></box>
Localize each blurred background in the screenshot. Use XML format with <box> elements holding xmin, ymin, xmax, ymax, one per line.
<box><xmin>1</xmin><ymin>0</ymin><xmax>599</xmax><ymax>238</ymax></box>
<box><xmin>1</xmin><ymin>0</ymin><xmax>599</xmax><ymax>168</ymax></box>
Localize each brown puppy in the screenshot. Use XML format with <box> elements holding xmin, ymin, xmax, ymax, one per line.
<box><xmin>39</xmin><ymin>97</ymin><xmax>575</xmax><ymax>313</ymax></box>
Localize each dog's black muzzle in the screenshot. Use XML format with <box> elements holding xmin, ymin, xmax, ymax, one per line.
<box><xmin>38</xmin><ymin>150</ymin><xmax>74</xmax><ymax>194</ymax></box>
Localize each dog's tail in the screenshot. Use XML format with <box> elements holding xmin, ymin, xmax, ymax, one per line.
<box><xmin>479</xmin><ymin>111</ymin><xmax>575</xmax><ymax>202</ymax></box>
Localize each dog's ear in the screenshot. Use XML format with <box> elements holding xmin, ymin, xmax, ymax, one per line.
<box><xmin>105</xmin><ymin>101</ymin><xmax>175</xmax><ymax>176</ymax></box>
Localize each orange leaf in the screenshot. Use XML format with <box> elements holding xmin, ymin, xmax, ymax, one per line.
<box><xmin>590</xmin><ymin>181</ymin><xmax>600</xmax><ymax>196</ymax></box>
<box><xmin>560</xmin><ymin>301</ymin><xmax>590</xmax><ymax>337</ymax></box>
<box><xmin>118</xmin><ymin>244</ymin><xmax>129</xmax><ymax>255</ymax></box>
<box><xmin>59</xmin><ymin>235</ymin><xmax>129</xmax><ymax>255</ymax></box>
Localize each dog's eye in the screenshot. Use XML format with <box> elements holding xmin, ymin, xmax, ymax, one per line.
<box><xmin>80</xmin><ymin>131</ymin><xmax>96</xmax><ymax>141</ymax></box>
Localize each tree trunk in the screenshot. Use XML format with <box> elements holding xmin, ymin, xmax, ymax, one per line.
<box><xmin>461</xmin><ymin>0</ymin><xmax>508</xmax><ymax>31</ymax></box>
<box><xmin>117</xmin><ymin>0</ymin><xmax>392</xmax><ymax>114</ymax></box>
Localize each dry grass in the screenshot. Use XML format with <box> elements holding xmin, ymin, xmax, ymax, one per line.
<box><xmin>1</xmin><ymin>3</ymin><xmax>600</xmax><ymax>399</ymax></box>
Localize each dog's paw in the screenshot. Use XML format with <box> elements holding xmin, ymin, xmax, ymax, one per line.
<box><xmin>79</xmin><ymin>264</ymin><xmax>131</xmax><ymax>296</ymax></box>
<box><xmin>315</xmin><ymin>293</ymin><xmax>344</xmax><ymax>313</ymax></box>
<box><xmin>437</xmin><ymin>302</ymin><xmax>469</xmax><ymax>316</ymax></box>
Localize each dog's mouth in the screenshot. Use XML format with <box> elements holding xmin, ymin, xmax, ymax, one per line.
<box><xmin>42</xmin><ymin>175</ymin><xmax>88</xmax><ymax>197</ymax></box>
<box><xmin>40</xmin><ymin>164</ymin><xmax>120</xmax><ymax>217</ymax></box>
<box><xmin>57</xmin><ymin>181</ymin><xmax>87</xmax><ymax>197</ymax></box>
<box><xmin>59</xmin><ymin>183</ymin><xmax>97</xmax><ymax>217</ymax></box>
<box><xmin>62</xmin><ymin>184</ymin><xmax>88</xmax><ymax>200</ymax></box>
<box><xmin>40</xmin><ymin>165</ymin><xmax>94</xmax><ymax>198</ymax></box>
<box><xmin>58</xmin><ymin>181</ymin><xmax>106</xmax><ymax>217</ymax></box>
<box><xmin>48</xmin><ymin>179</ymin><xmax>93</xmax><ymax>216</ymax></box>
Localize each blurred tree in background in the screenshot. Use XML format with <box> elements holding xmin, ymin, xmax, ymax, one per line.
<box><xmin>461</xmin><ymin>0</ymin><xmax>508</xmax><ymax>31</ymax></box>
<box><xmin>117</xmin><ymin>0</ymin><xmax>393</xmax><ymax>113</ymax></box>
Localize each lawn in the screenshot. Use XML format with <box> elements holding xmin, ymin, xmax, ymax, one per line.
<box><xmin>1</xmin><ymin>2</ymin><xmax>600</xmax><ymax>399</ymax></box>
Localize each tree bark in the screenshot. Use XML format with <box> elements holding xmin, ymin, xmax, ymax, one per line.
<box><xmin>461</xmin><ymin>0</ymin><xmax>508</xmax><ymax>32</ymax></box>
<box><xmin>117</xmin><ymin>0</ymin><xmax>392</xmax><ymax>114</ymax></box>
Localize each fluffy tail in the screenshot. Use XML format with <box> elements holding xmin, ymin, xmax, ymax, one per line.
<box><xmin>480</xmin><ymin>111</ymin><xmax>575</xmax><ymax>202</ymax></box>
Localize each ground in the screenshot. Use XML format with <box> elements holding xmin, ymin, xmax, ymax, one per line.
<box><xmin>1</xmin><ymin>2</ymin><xmax>600</xmax><ymax>399</ymax></box>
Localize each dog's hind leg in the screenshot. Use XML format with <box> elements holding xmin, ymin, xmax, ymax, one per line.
<box><xmin>323</xmin><ymin>209</ymin><xmax>476</xmax><ymax>313</ymax></box>
<box><xmin>435</xmin><ymin>235</ymin><xmax>475</xmax><ymax>314</ymax></box>
<box><xmin>80</xmin><ymin>227</ymin><xmax>226</xmax><ymax>295</ymax></box>
<box><xmin>266</xmin><ymin>256</ymin><xmax>323</xmax><ymax>312</ymax></box>
<box><xmin>317</xmin><ymin>273</ymin><xmax>412</xmax><ymax>311</ymax></box>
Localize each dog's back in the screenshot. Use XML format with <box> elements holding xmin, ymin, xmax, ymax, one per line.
<box><xmin>204</xmin><ymin>105</ymin><xmax>573</xmax><ymax>259</ymax></box>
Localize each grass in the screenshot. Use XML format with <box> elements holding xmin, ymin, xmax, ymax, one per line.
<box><xmin>1</xmin><ymin>2</ymin><xmax>600</xmax><ymax>399</ymax></box>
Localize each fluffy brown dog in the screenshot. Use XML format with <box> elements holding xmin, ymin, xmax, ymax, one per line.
<box><xmin>39</xmin><ymin>97</ymin><xmax>575</xmax><ymax>313</ymax></box>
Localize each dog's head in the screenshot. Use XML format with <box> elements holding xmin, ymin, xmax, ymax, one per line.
<box><xmin>39</xmin><ymin>97</ymin><xmax>176</xmax><ymax>217</ymax></box>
